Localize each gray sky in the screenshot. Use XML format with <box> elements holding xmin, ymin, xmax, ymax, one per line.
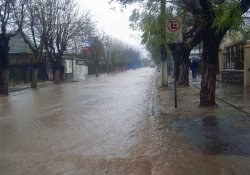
<box><xmin>78</xmin><ymin>0</ymin><xmax>149</xmax><ymax>58</ymax></box>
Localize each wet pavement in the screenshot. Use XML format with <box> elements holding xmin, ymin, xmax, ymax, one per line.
<box><xmin>0</xmin><ymin>69</ymin><xmax>250</xmax><ymax>174</ymax></box>
<box><xmin>170</xmin><ymin>115</ymin><xmax>250</xmax><ymax>156</ymax></box>
<box><xmin>190</xmin><ymin>75</ymin><xmax>250</xmax><ymax>114</ymax></box>
<box><xmin>0</xmin><ymin>68</ymin><xmax>155</xmax><ymax>175</ymax></box>
<box><xmin>153</xmin><ymin>73</ymin><xmax>250</xmax><ymax>174</ymax></box>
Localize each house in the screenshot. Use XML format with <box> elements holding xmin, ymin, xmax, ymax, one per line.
<box><xmin>8</xmin><ymin>31</ymin><xmax>88</xmax><ymax>83</ymax></box>
<box><xmin>218</xmin><ymin>18</ymin><xmax>250</xmax><ymax>87</ymax></box>
<box><xmin>9</xmin><ymin>30</ymin><xmax>34</xmax><ymax>65</ymax></box>
<box><xmin>8</xmin><ymin>31</ymin><xmax>47</xmax><ymax>82</ymax></box>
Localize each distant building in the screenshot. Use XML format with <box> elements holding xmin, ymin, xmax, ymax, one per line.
<box><xmin>63</xmin><ymin>54</ymin><xmax>88</xmax><ymax>81</ymax></box>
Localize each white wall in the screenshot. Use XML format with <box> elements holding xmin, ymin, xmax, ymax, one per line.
<box><xmin>73</xmin><ymin>63</ymin><xmax>88</xmax><ymax>81</ymax></box>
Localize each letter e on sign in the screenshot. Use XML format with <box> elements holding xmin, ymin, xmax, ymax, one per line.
<box><xmin>166</xmin><ymin>18</ymin><xmax>183</xmax><ymax>43</ymax></box>
<box><xmin>167</xmin><ymin>19</ymin><xmax>180</xmax><ymax>32</ymax></box>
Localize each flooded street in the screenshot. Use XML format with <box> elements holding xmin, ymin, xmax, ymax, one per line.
<box><xmin>0</xmin><ymin>68</ymin><xmax>155</xmax><ymax>175</ymax></box>
<box><xmin>1</xmin><ymin>68</ymin><xmax>250</xmax><ymax>174</ymax></box>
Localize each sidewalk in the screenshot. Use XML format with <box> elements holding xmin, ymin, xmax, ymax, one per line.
<box><xmin>152</xmin><ymin>72</ymin><xmax>250</xmax><ymax>174</ymax></box>
<box><xmin>9</xmin><ymin>81</ymin><xmax>52</xmax><ymax>92</ymax></box>
<box><xmin>190</xmin><ymin>75</ymin><xmax>250</xmax><ymax>115</ymax></box>
<box><xmin>0</xmin><ymin>81</ymin><xmax>52</xmax><ymax>99</ymax></box>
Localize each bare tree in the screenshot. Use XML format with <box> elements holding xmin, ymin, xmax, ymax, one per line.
<box><xmin>19</xmin><ymin>0</ymin><xmax>50</xmax><ymax>88</ymax></box>
<box><xmin>88</xmin><ymin>36</ymin><xmax>105</xmax><ymax>77</ymax></box>
<box><xmin>102</xmin><ymin>35</ymin><xmax>113</xmax><ymax>74</ymax></box>
<box><xmin>104</xmin><ymin>36</ymin><xmax>140</xmax><ymax>73</ymax></box>
<box><xmin>0</xmin><ymin>0</ymin><xmax>15</xmax><ymax>94</ymax></box>
<box><xmin>44</xmin><ymin>0</ymin><xmax>89</xmax><ymax>83</ymax></box>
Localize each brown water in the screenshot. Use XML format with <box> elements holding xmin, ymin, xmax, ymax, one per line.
<box><xmin>1</xmin><ymin>68</ymin><xmax>250</xmax><ymax>175</ymax></box>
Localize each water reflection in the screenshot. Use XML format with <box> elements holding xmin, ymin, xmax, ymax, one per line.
<box><xmin>170</xmin><ymin>115</ymin><xmax>250</xmax><ymax>156</ymax></box>
<box><xmin>201</xmin><ymin>116</ymin><xmax>224</xmax><ymax>154</ymax></box>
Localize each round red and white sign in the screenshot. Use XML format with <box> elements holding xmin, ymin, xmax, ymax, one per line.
<box><xmin>167</xmin><ymin>19</ymin><xmax>181</xmax><ymax>32</ymax></box>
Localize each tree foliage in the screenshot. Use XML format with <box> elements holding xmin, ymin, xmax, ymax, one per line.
<box><xmin>213</xmin><ymin>1</ymin><xmax>243</xmax><ymax>32</ymax></box>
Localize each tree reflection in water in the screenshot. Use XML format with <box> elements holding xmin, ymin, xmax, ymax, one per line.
<box><xmin>201</xmin><ymin>116</ymin><xmax>226</xmax><ymax>155</ymax></box>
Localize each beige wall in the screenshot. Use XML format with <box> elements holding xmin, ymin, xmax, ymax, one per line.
<box><xmin>244</xmin><ymin>40</ymin><xmax>250</xmax><ymax>88</ymax></box>
<box><xmin>219</xmin><ymin>49</ymin><xmax>226</xmax><ymax>81</ymax></box>
<box><xmin>219</xmin><ymin>39</ymin><xmax>250</xmax><ymax>88</ymax></box>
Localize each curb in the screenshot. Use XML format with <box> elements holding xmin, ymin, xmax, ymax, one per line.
<box><xmin>0</xmin><ymin>82</ymin><xmax>52</xmax><ymax>98</ymax></box>
<box><xmin>9</xmin><ymin>86</ymin><xmax>31</xmax><ymax>92</ymax></box>
<box><xmin>148</xmin><ymin>70</ymin><xmax>157</xmax><ymax>116</ymax></box>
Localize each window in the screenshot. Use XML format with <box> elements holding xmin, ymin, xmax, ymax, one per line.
<box><xmin>225</xmin><ymin>42</ymin><xmax>244</xmax><ymax>70</ymax></box>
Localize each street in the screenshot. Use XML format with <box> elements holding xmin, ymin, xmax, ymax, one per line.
<box><xmin>1</xmin><ymin>68</ymin><xmax>250</xmax><ymax>175</ymax></box>
<box><xmin>0</xmin><ymin>68</ymin><xmax>155</xmax><ymax>175</ymax></box>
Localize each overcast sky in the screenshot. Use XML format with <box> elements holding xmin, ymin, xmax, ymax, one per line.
<box><xmin>77</xmin><ymin>0</ymin><xmax>149</xmax><ymax>58</ymax></box>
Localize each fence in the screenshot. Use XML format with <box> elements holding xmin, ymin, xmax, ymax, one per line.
<box><xmin>224</xmin><ymin>42</ymin><xmax>244</xmax><ymax>70</ymax></box>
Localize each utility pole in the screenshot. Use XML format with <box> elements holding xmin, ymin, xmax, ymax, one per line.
<box><xmin>160</xmin><ymin>0</ymin><xmax>168</xmax><ymax>87</ymax></box>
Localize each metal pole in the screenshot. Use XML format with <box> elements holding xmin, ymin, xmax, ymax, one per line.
<box><xmin>174</xmin><ymin>45</ymin><xmax>177</xmax><ymax>109</ymax></box>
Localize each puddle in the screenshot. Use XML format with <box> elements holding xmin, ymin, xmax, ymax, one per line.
<box><xmin>170</xmin><ymin>115</ymin><xmax>250</xmax><ymax>156</ymax></box>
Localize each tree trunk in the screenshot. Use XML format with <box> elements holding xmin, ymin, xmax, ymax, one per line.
<box><xmin>200</xmin><ymin>62</ymin><xmax>217</xmax><ymax>106</ymax></box>
<box><xmin>31</xmin><ymin>66</ymin><xmax>38</xmax><ymax>88</ymax></box>
<box><xmin>95</xmin><ymin>64</ymin><xmax>99</xmax><ymax>77</ymax></box>
<box><xmin>0</xmin><ymin>34</ymin><xmax>10</xmax><ymax>95</ymax></box>
<box><xmin>60</xmin><ymin>65</ymin><xmax>65</xmax><ymax>81</ymax></box>
<box><xmin>0</xmin><ymin>68</ymin><xmax>9</xmax><ymax>95</ymax></box>
<box><xmin>54</xmin><ymin>68</ymin><xmax>60</xmax><ymax>84</ymax></box>
<box><xmin>170</xmin><ymin>44</ymin><xmax>181</xmax><ymax>84</ymax></box>
<box><xmin>200</xmin><ymin>30</ymin><xmax>225</xmax><ymax>107</ymax></box>
<box><xmin>171</xmin><ymin>43</ymin><xmax>191</xmax><ymax>87</ymax></box>
<box><xmin>53</xmin><ymin>57</ymin><xmax>62</xmax><ymax>84</ymax></box>
<box><xmin>178</xmin><ymin>50</ymin><xmax>191</xmax><ymax>87</ymax></box>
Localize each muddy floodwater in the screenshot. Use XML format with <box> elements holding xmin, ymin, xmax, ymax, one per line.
<box><xmin>0</xmin><ymin>68</ymin><xmax>155</xmax><ymax>175</ymax></box>
<box><xmin>0</xmin><ymin>68</ymin><xmax>250</xmax><ymax>175</ymax></box>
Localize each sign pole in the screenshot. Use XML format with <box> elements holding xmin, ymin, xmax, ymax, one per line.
<box><xmin>174</xmin><ymin>45</ymin><xmax>177</xmax><ymax>109</ymax></box>
<box><xmin>166</xmin><ymin>18</ymin><xmax>183</xmax><ymax>109</ymax></box>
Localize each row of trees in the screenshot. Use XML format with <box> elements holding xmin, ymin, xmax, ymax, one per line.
<box><xmin>0</xmin><ymin>0</ymin><xmax>96</xmax><ymax>94</ymax></box>
<box><xmin>87</xmin><ymin>34</ymin><xmax>140</xmax><ymax>76</ymax></box>
<box><xmin>114</xmin><ymin>0</ymin><xmax>250</xmax><ymax>107</ymax></box>
<box><xmin>0</xmin><ymin>0</ymin><xmax>142</xmax><ymax>95</ymax></box>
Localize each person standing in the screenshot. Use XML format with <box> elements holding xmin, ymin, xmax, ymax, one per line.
<box><xmin>190</xmin><ymin>60</ymin><xmax>198</xmax><ymax>79</ymax></box>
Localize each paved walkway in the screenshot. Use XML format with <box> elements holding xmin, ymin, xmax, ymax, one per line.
<box><xmin>0</xmin><ymin>81</ymin><xmax>53</xmax><ymax>99</ymax></box>
<box><xmin>190</xmin><ymin>75</ymin><xmax>250</xmax><ymax>115</ymax></box>
<box><xmin>8</xmin><ymin>81</ymin><xmax>52</xmax><ymax>92</ymax></box>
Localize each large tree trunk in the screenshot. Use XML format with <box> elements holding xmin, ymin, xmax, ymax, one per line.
<box><xmin>0</xmin><ymin>68</ymin><xmax>9</xmax><ymax>95</ymax></box>
<box><xmin>0</xmin><ymin>34</ymin><xmax>10</xmax><ymax>95</ymax></box>
<box><xmin>178</xmin><ymin>49</ymin><xmax>191</xmax><ymax>87</ymax></box>
<box><xmin>200</xmin><ymin>62</ymin><xmax>217</xmax><ymax>106</ymax></box>
<box><xmin>171</xmin><ymin>43</ymin><xmax>191</xmax><ymax>87</ymax></box>
<box><xmin>200</xmin><ymin>30</ymin><xmax>225</xmax><ymax>106</ymax></box>
<box><xmin>53</xmin><ymin>60</ymin><xmax>61</xmax><ymax>84</ymax></box>
<box><xmin>31</xmin><ymin>65</ymin><xmax>38</xmax><ymax>88</ymax></box>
